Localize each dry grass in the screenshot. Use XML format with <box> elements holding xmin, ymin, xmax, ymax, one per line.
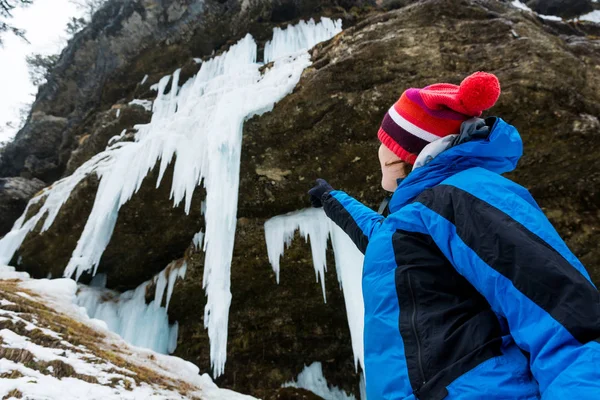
<box><xmin>2</xmin><ymin>389</ymin><xmax>23</xmax><ymax>399</ymax></box>
<box><xmin>0</xmin><ymin>281</ymin><xmax>201</xmax><ymax>398</ymax></box>
<box><xmin>0</xmin><ymin>370</ymin><xmax>24</xmax><ymax>379</ymax></box>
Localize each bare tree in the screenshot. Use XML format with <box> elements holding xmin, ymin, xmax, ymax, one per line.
<box><xmin>26</xmin><ymin>52</ymin><xmax>59</xmax><ymax>86</ymax></box>
<box><xmin>0</xmin><ymin>0</ymin><xmax>34</xmax><ymax>44</ymax></box>
<box><xmin>69</xmin><ymin>0</ymin><xmax>106</xmax><ymax>21</ymax></box>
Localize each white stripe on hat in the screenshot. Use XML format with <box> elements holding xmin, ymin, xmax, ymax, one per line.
<box><xmin>388</xmin><ymin>105</ymin><xmax>440</xmax><ymax>143</ymax></box>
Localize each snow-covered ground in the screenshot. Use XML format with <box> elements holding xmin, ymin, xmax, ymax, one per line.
<box><xmin>577</xmin><ymin>10</ymin><xmax>600</xmax><ymax>23</ymax></box>
<box><xmin>0</xmin><ymin>265</ymin><xmax>257</xmax><ymax>400</ymax></box>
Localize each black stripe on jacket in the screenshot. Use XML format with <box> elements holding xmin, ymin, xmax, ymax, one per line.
<box><xmin>322</xmin><ymin>192</ymin><xmax>371</xmax><ymax>254</ymax></box>
<box><xmin>393</xmin><ymin>230</ymin><xmax>503</xmax><ymax>400</ymax></box>
<box><xmin>416</xmin><ymin>184</ymin><xmax>600</xmax><ymax>345</ymax></box>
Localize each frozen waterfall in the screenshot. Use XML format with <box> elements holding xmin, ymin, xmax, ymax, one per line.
<box><xmin>264</xmin><ymin>208</ymin><xmax>365</xmax><ymax>373</ymax></box>
<box><xmin>76</xmin><ymin>262</ymin><xmax>187</xmax><ymax>354</ymax></box>
<box><xmin>0</xmin><ymin>18</ymin><xmax>342</xmax><ymax>377</ymax></box>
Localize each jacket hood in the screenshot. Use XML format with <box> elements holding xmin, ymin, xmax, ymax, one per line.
<box><xmin>389</xmin><ymin>117</ymin><xmax>523</xmax><ymax>212</ymax></box>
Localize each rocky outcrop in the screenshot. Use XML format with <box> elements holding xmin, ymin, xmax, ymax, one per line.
<box><xmin>3</xmin><ymin>0</ymin><xmax>600</xmax><ymax>397</ymax></box>
<box><xmin>0</xmin><ymin>0</ymin><xmax>374</xmax><ymax>253</ymax></box>
<box><xmin>0</xmin><ymin>0</ymin><xmax>373</xmax><ymax>184</ymax></box>
<box><xmin>0</xmin><ymin>177</ymin><xmax>45</xmax><ymax>236</ymax></box>
<box><xmin>525</xmin><ymin>0</ymin><xmax>595</xmax><ymax>18</ymax></box>
<box><xmin>13</xmin><ymin>163</ymin><xmax>205</xmax><ymax>291</ymax></box>
<box><xmin>65</xmin><ymin>103</ymin><xmax>152</xmax><ymax>175</ymax></box>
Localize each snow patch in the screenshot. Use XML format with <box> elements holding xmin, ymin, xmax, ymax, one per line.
<box><xmin>129</xmin><ymin>99</ymin><xmax>153</xmax><ymax>112</ymax></box>
<box><xmin>511</xmin><ymin>0</ymin><xmax>532</xmax><ymax>12</ymax></box>
<box><xmin>510</xmin><ymin>0</ymin><xmax>564</xmax><ymax>21</ymax></box>
<box><xmin>283</xmin><ymin>362</ymin><xmax>356</xmax><ymax>400</ymax></box>
<box><xmin>577</xmin><ymin>10</ymin><xmax>600</xmax><ymax>23</ymax></box>
<box><xmin>0</xmin><ymin>270</ymin><xmax>257</xmax><ymax>399</ymax></box>
<box><xmin>264</xmin><ymin>208</ymin><xmax>365</xmax><ymax>372</ymax></box>
<box><xmin>0</xmin><ymin>265</ymin><xmax>30</xmax><ymax>280</ymax></box>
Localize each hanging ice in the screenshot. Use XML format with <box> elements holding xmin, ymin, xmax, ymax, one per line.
<box><xmin>264</xmin><ymin>208</ymin><xmax>365</xmax><ymax>372</ymax></box>
<box><xmin>0</xmin><ymin>148</ymin><xmax>120</xmax><ymax>265</ymax></box>
<box><xmin>264</xmin><ymin>18</ymin><xmax>343</xmax><ymax>63</ymax></box>
<box><xmin>264</xmin><ymin>208</ymin><xmax>330</xmax><ymax>300</ymax></box>
<box><xmin>283</xmin><ymin>362</ymin><xmax>356</xmax><ymax>400</ymax></box>
<box><xmin>0</xmin><ymin>17</ymin><xmax>342</xmax><ymax>377</ymax></box>
<box><xmin>76</xmin><ymin>262</ymin><xmax>187</xmax><ymax>354</ymax></box>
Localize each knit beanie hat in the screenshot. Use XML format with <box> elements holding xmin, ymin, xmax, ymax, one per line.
<box><xmin>378</xmin><ymin>72</ymin><xmax>501</xmax><ymax>165</ymax></box>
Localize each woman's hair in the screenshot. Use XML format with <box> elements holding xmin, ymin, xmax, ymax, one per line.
<box><xmin>385</xmin><ymin>159</ymin><xmax>413</xmax><ymax>176</ymax></box>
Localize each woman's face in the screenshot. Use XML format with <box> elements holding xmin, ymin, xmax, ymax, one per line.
<box><xmin>378</xmin><ymin>144</ymin><xmax>409</xmax><ymax>192</ymax></box>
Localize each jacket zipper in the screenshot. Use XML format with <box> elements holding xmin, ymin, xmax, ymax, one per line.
<box><xmin>407</xmin><ymin>271</ymin><xmax>427</xmax><ymax>390</ymax></box>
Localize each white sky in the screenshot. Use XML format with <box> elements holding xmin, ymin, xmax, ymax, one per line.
<box><xmin>0</xmin><ymin>0</ymin><xmax>81</xmax><ymax>143</ymax></box>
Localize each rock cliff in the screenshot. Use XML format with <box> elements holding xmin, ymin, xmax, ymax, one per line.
<box><xmin>1</xmin><ymin>0</ymin><xmax>599</xmax><ymax>398</ymax></box>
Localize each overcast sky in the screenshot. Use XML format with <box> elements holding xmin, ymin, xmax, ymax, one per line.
<box><xmin>0</xmin><ymin>0</ymin><xmax>81</xmax><ymax>143</ymax></box>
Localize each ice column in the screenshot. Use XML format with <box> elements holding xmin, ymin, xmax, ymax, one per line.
<box><xmin>283</xmin><ymin>362</ymin><xmax>356</xmax><ymax>400</ymax></box>
<box><xmin>0</xmin><ymin>17</ymin><xmax>342</xmax><ymax>377</ymax></box>
<box><xmin>76</xmin><ymin>262</ymin><xmax>187</xmax><ymax>354</ymax></box>
<box><xmin>264</xmin><ymin>208</ymin><xmax>365</xmax><ymax>372</ymax></box>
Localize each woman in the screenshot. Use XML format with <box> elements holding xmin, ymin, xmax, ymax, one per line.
<box><xmin>309</xmin><ymin>72</ymin><xmax>600</xmax><ymax>399</ymax></box>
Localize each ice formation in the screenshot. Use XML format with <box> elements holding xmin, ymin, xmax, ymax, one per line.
<box><xmin>76</xmin><ymin>262</ymin><xmax>187</xmax><ymax>354</ymax></box>
<box><xmin>0</xmin><ymin>18</ymin><xmax>342</xmax><ymax>376</ymax></box>
<box><xmin>283</xmin><ymin>362</ymin><xmax>356</xmax><ymax>400</ymax></box>
<box><xmin>0</xmin><ymin>148</ymin><xmax>119</xmax><ymax>266</ymax></box>
<box><xmin>0</xmin><ymin>265</ymin><xmax>257</xmax><ymax>400</ymax></box>
<box><xmin>264</xmin><ymin>208</ymin><xmax>365</xmax><ymax>372</ymax></box>
<box><xmin>129</xmin><ymin>98</ymin><xmax>153</xmax><ymax>112</ymax></box>
<box><xmin>264</xmin><ymin>18</ymin><xmax>342</xmax><ymax>63</ymax></box>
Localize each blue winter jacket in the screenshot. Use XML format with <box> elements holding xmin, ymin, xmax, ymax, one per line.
<box><xmin>321</xmin><ymin>118</ymin><xmax>600</xmax><ymax>400</ymax></box>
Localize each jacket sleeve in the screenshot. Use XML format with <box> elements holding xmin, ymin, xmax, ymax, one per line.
<box><xmin>322</xmin><ymin>190</ymin><xmax>384</xmax><ymax>254</ymax></box>
<box><xmin>411</xmin><ymin>184</ymin><xmax>600</xmax><ymax>397</ymax></box>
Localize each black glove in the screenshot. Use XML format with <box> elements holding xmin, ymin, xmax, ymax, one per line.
<box><xmin>308</xmin><ymin>179</ymin><xmax>333</xmax><ymax>208</ymax></box>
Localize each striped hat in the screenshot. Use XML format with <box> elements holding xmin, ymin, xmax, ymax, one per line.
<box><xmin>378</xmin><ymin>72</ymin><xmax>501</xmax><ymax>164</ymax></box>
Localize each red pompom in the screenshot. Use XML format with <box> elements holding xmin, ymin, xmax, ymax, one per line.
<box><xmin>458</xmin><ymin>72</ymin><xmax>501</xmax><ymax>115</ymax></box>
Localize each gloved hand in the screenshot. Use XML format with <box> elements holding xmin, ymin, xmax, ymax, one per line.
<box><xmin>308</xmin><ymin>179</ymin><xmax>333</xmax><ymax>208</ymax></box>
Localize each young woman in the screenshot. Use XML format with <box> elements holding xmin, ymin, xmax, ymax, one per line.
<box><xmin>309</xmin><ymin>72</ymin><xmax>600</xmax><ymax>400</ymax></box>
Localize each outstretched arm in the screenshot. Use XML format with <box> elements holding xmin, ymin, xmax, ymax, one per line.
<box><xmin>309</xmin><ymin>179</ymin><xmax>383</xmax><ymax>254</ymax></box>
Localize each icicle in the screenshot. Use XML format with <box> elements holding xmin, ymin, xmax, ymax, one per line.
<box><xmin>0</xmin><ymin>148</ymin><xmax>118</xmax><ymax>265</ymax></box>
<box><xmin>283</xmin><ymin>362</ymin><xmax>356</xmax><ymax>400</ymax></box>
<box><xmin>166</xmin><ymin>262</ymin><xmax>187</xmax><ymax>310</ymax></box>
<box><xmin>1</xmin><ymin>18</ymin><xmax>343</xmax><ymax>377</ymax></box>
<box><xmin>192</xmin><ymin>231</ymin><xmax>204</xmax><ymax>250</ymax></box>
<box><xmin>264</xmin><ymin>18</ymin><xmax>342</xmax><ymax>63</ymax></box>
<box><xmin>360</xmin><ymin>372</ymin><xmax>367</xmax><ymax>400</ymax></box>
<box><xmin>264</xmin><ymin>208</ymin><xmax>365</xmax><ymax>372</ymax></box>
<box><xmin>264</xmin><ymin>208</ymin><xmax>329</xmax><ymax>300</ymax></box>
<box><xmin>76</xmin><ymin>262</ymin><xmax>187</xmax><ymax>354</ymax></box>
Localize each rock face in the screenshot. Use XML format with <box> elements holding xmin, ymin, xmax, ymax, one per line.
<box><xmin>2</xmin><ymin>0</ymin><xmax>600</xmax><ymax>398</ymax></box>
<box><xmin>0</xmin><ymin>0</ymin><xmax>373</xmax><ymax>184</ymax></box>
<box><xmin>13</xmin><ymin>164</ymin><xmax>205</xmax><ymax>291</ymax></box>
<box><xmin>0</xmin><ymin>177</ymin><xmax>45</xmax><ymax>236</ymax></box>
<box><xmin>0</xmin><ymin>0</ymin><xmax>374</xmax><ymax>262</ymax></box>
<box><xmin>525</xmin><ymin>0</ymin><xmax>594</xmax><ymax>18</ymax></box>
